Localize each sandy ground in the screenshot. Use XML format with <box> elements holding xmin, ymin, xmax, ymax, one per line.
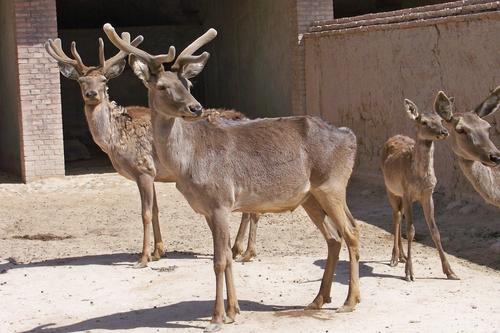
<box><xmin>0</xmin><ymin>171</ymin><xmax>499</xmax><ymax>333</ymax></box>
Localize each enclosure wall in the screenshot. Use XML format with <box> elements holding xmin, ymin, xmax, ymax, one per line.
<box><xmin>304</xmin><ymin>8</ymin><xmax>500</xmax><ymax>202</ymax></box>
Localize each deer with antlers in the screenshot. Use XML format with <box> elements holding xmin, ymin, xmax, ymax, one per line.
<box><xmin>435</xmin><ymin>89</ymin><xmax>500</xmax><ymax>208</ymax></box>
<box><xmin>104</xmin><ymin>23</ymin><xmax>360</xmax><ymax>332</ymax></box>
<box><xmin>45</xmin><ymin>34</ymin><xmax>259</xmax><ymax>268</ymax></box>
<box><xmin>381</xmin><ymin>93</ymin><xmax>458</xmax><ymax>281</ymax></box>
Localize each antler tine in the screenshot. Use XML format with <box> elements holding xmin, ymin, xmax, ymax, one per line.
<box><xmin>103</xmin><ymin>23</ymin><xmax>175</xmax><ymax>73</ymax></box>
<box><xmin>101</xmin><ymin>32</ymin><xmax>144</xmax><ymax>72</ymax></box>
<box><xmin>172</xmin><ymin>28</ymin><xmax>217</xmax><ymax>70</ymax></box>
<box><xmin>70</xmin><ymin>41</ymin><xmax>89</xmax><ymax>73</ymax></box>
<box><xmin>98</xmin><ymin>38</ymin><xmax>106</xmax><ymax>68</ymax></box>
<box><xmin>45</xmin><ymin>39</ymin><xmax>73</xmax><ymax>64</ymax></box>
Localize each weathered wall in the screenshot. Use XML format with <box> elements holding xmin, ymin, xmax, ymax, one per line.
<box><xmin>201</xmin><ymin>0</ymin><xmax>297</xmax><ymax>118</ymax></box>
<box><xmin>305</xmin><ymin>8</ymin><xmax>500</xmax><ymax>202</ymax></box>
<box><xmin>0</xmin><ymin>0</ymin><xmax>22</xmax><ymax>176</ymax></box>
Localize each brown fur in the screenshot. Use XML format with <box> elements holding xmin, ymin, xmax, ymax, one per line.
<box><xmin>104</xmin><ymin>24</ymin><xmax>361</xmax><ymax>331</ymax></box>
<box><xmin>381</xmin><ymin>97</ymin><xmax>457</xmax><ymax>281</ymax></box>
<box><xmin>46</xmin><ymin>38</ymin><xmax>259</xmax><ymax>268</ymax></box>
<box><xmin>435</xmin><ymin>90</ymin><xmax>500</xmax><ymax>208</ymax></box>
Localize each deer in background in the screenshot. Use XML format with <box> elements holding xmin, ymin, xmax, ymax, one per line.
<box><xmin>45</xmin><ymin>35</ymin><xmax>258</xmax><ymax>268</ymax></box>
<box><xmin>434</xmin><ymin>89</ymin><xmax>500</xmax><ymax>208</ymax></box>
<box><xmin>104</xmin><ymin>23</ymin><xmax>360</xmax><ymax>332</ymax></box>
<box><xmin>381</xmin><ymin>93</ymin><xmax>458</xmax><ymax>281</ymax></box>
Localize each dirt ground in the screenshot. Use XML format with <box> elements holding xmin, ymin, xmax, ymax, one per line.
<box><xmin>0</xmin><ymin>170</ymin><xmax>499</xmax><ymax>333</ymax></box>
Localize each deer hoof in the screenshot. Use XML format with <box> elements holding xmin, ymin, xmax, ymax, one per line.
<box><xmin>231</xmin><ymin>246</ymin><xmax>243</xmax><ymax>260</ymax></box>
<box><xmin>337</xmin><ymin>305</ymin><xmax>355</xmax><ymax>313</ymax></box>
<box><xmin>389</xmin><ymin>258</ymin><xmax>398</xmax><ymax>267</ymax></box>
<box><xmin>446</xmin><ymin>273</ymin><xmax>460</xmax><ymax>280</ymax></box>
<box><xmin>133</xmin><ymin>260</ymin><xmax>148</xmax><ymax>269</ymax></box>
<box><xmin>404</xmin><ymin>274</ymin><xmax>414</xmax><ymax>282</ymax></box>
<box><xmin>204</xmin><ymin>323</ymin><xmax>222</xmax><ymax>332</ymax></box>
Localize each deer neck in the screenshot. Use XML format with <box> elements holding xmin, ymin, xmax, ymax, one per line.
<box><xmin>151</xmin><ymin>111</ymin><xmax>196</xmax><ymax>177</ymax></box>
<box><xmin>412</xmin><ymin>137</ymin><xmax>435</xmax><ymax>179</ymax></box>
<box><xmin>84</xmin><ymin>99</ymin><xmax>115</xmax><ymax>154</ymax></box>
<box><xmin>457</xmin><ymin>157</ymin><xmax>500</xmax><ymax>207</ymax></box>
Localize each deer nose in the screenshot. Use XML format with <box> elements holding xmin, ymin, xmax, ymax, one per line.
<box><xmin>189</xmin><ymin>104</ymin><xmax>203</xmax><ymax>116</ymax></box>
<box><xmin>441</xmin><ymin>129</ymin><xmax>449</xmax><ymax>136</ymax></box>
<box><xmin>85</xmin><ymin>90</ymin><xmax>97</xmax><ymax>98</ymax></box>
<box><xmin>489</xmin><ymin>153</ymin><xmax>500</xmax><ymax>165</ymax></box>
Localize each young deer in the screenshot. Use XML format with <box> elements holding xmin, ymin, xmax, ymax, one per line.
<box><xmin>104</xmin><ymin>24</ymin><xmax>360</xmax><ymax>332</ymax></box>
<box><xmin>45</xmin><ymin>36</ymin><xmax>258</xmax><ymax>268</ymax></box>
<box><xmin>434</xmin><ymin>90</ymin><xmax>500</xmax><ymax>207</ymax></box>
<box><xmin>381</xmin><ymin>94</ymin><xmax>458</xmax><ymax>281</ymax></box>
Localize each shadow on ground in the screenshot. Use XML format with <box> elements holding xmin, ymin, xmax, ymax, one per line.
<box><xmin>347</xmin><ymin>178</ymin><xmax>500</xmax><ymax>270</ymax></box>
<box><xmin>22</xmin><ymin>300</ymin><xmax>300</xmax><ymax>332</ymax></box>
<box><xmin>0</xmin><ymin>251</ymin><xmax>209</xmax><ymax>274</ymax></box>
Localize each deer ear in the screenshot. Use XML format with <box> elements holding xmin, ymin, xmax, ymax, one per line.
<box><xmin>57</xmin><ymin>62</ymin><xmax>80</xmax><ymax>80</ymax></box>
<box><xmin>128</xmin><ymin>54</ymin><xmax>150</xmax><ymax>87</ymax></box>
<box><xmin>404</xmin><ymin>99</ymin><xmax>419</xmax><ymax>120</ymax></box>
<box><xmin>474</xmin><ymin>86</ymin><xmax>500</xmax><ymax>118</ymax></box>
<box><xmin>180</xmin><ymin>52</ymin><xmax>210</xmax><ymax>79</ymax></box>
<box><xmin>434</xmin><ymin>91</ymin><xmax>454</xmax><ymax>121</ymax></box>
<box><xmin>103</xmin><ymin>59</ymin><xmax>126</xmax><ymax>79</ymax></box>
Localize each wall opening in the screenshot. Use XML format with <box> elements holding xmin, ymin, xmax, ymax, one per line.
<box><xmin>56</xmin><ymin>0</ymin><xmax>207</xmax><ymax>174</ymax></box>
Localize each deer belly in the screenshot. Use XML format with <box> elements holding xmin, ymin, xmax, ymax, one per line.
<box><xmin>234</xmin><ymin>182</ymin><xmax>311</xmax><ymax>213</ymax></box>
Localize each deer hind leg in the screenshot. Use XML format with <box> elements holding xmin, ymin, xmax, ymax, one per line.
<box><xmin>151</xmin><ymin>184</ymin><xmax>164</xmax><ymax>261</ymax></box>
<box><xmin>312</xmin><ymin>190</ymin><xmax>360</xmax><ymax>312</ymax></box>
<box><xmin>231</xmin><ymin>213</ymin><xmax>250</xmax><ymax>259</ymax></box>
<box><xmin>135</xmin><ymin>175</ymin><xmax>155</xmax><ymax>268</ymax></box>
<box><xmin>204</xmin><ymin>210</ymin><xmax>239</xmax><ymax>333</ymax></box>
<box><xmin>420</xmin><ymin>192</ymin><xmax>459</xmax><ymax>280</ymax></box>
<box><xmin>403</xmin><ymin>197</ymin><xmax>415</xmax><ymax>281</ymax></box>
<box><xmin>302</xmin><ymin>196</ymin><xmax>342</xmax><ymax>310</ymax></box>
<box><xmin>240</xmin><ymin>213</ymin><xmax>260</xmax><ymax>262</ymax></box>
<box><xmin>387</xmin><ymin>192</ymin><xmax>405</xmax><ymax>266</ymax></box>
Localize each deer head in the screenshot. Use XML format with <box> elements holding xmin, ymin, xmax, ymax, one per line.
<box><xmin>45</xmin><ymin>33</ymin><xmax>143</xmax><ymax>105</ymax></box>
<box><xmin>435</xmin><ymin>89</ymin><xmax>500</xmax><ymax>167</ymax></box>
<box><xmin>103</xmin><ymin>23</ymin><xmax>216</xmax><ymax>119</ymax></box>
<box><xmin>404</xmin><ymin>95</ymin><xmax>449</xmax><ymax>141</ymax></box>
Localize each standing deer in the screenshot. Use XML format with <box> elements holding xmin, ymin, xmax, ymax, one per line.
<box><xmin>381</xmin><ymin>93</ymin><xmax>458</xmax><ymax>281</ymax></box>
<box><xmin>104</xmin><ymin>23</ymin><xmax>360</xmax><ymax>332</ymax></box>
<box><xmin>434</xmin><ymin>90</ymin><xmax>500</xmax><ymax>207</ymax></box>
<box><xmin>45</xmin><ymin>35</ymin><xmax>258</xmax><ymax>268</ymax></box>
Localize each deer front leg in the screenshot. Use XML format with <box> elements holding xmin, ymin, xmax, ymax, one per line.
<box><xmin>135</xmin><ymin>175</ymin><xmax>155</xmax><ymax>268</ymax></box>
<box><xmin>205</xmin><ymin>209</ymin><xmax>238</xmax><ymax>332</ymax></box>
<box><xmin>240</xmin><ymin>213</ymin><xmax>259</xmax><ymax>262</ymax></box>
<box><xmin>403</xmin><ymin>197</ymin><xmax>415</xmax><ymax>281</ymax></box>
<box><xmin>420</xmin><ymin>192</ymin><xmax>459</xmax><ymax>280</ymax></box>
<box><xmin>232</xmin><ymin>213</ymin><xmax>250</xmax><ymax>259</ymax></box>
<box><xmin>151</xmin><ymin>185</ymin><xmax>164</xmax><ymax>261</ymax></box>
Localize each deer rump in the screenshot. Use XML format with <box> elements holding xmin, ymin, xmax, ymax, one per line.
<box><xmin>161</xmin><ymin>115</ymin><xmax>357</xmax><ymax>215</ymax></box>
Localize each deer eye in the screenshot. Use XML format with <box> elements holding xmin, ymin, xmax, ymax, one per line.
<box><xmin>157</xmin><ymin>84</ymin><xmax>166</xmax><ymax>90</ymax></box>
<box><xmin>455</xmin><ymin>127</ymin><xmax>465</xmax><ymax>134</ymax></box>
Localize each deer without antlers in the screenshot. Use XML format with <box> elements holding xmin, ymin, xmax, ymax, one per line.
<box><xmin>381</xmin><ymin>93</ymin><xmax>458</xmax><ymax>281</ymax></box>
<box><xmin>435</xmin><ymin>90</ymin><xmax>500</xmax><ymax>208</ymax></box>
<box><xmin>104</xmin><ymin>23</ymin><xmax>360</xmax><ymax>332</ymax></box>
<box><xmin>45</xmin><ymin>35</ymin><xmax>259</xmax><ymax>268</ymax></box>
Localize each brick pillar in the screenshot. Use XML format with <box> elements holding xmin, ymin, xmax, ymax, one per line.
<box><xmin>14</xmin><ymin>0</ymin><xmax>65</xmax><ymax>182</ymax></box>
<box><xmin>292</xmin><ymin>0</ymin><xmax>333</xmax><ymax>115</ymax></box>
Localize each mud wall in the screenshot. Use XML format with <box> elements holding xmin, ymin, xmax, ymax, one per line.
<box><xmin>304</xmin><ymin>3</ymin><xmax>500</xmax><ymax>202</ymax></box>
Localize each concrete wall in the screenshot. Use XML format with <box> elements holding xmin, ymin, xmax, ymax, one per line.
<box><xmin>304</xmin><ymin>7</ymin><xmax>500</xmax><ymax>202</ymax></box>
<box><xmin>201</xmin><ymin>0</ymin><xmax>297</xmax><ymax>118</ymax></box>
<box><xmin>0</xmin><ymin>0</ymin><xmax>22</xmax><ymax>176</ymax></box>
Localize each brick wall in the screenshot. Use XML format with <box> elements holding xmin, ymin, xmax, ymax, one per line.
<box><xmin>14</xmin><ymin>0</ymin><xmax>64</xmax><ymax>182</ymax></box>
<box><xmin>292</xmin><ymin>0</ymin><xmax>333</xmax><ymax>115</ymax></box>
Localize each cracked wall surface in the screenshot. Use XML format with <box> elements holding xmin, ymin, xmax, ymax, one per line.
<box><xmin>304</xmin><ymin>11</ymin><xmax>500</xmax><ymax>203</ymax></box>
